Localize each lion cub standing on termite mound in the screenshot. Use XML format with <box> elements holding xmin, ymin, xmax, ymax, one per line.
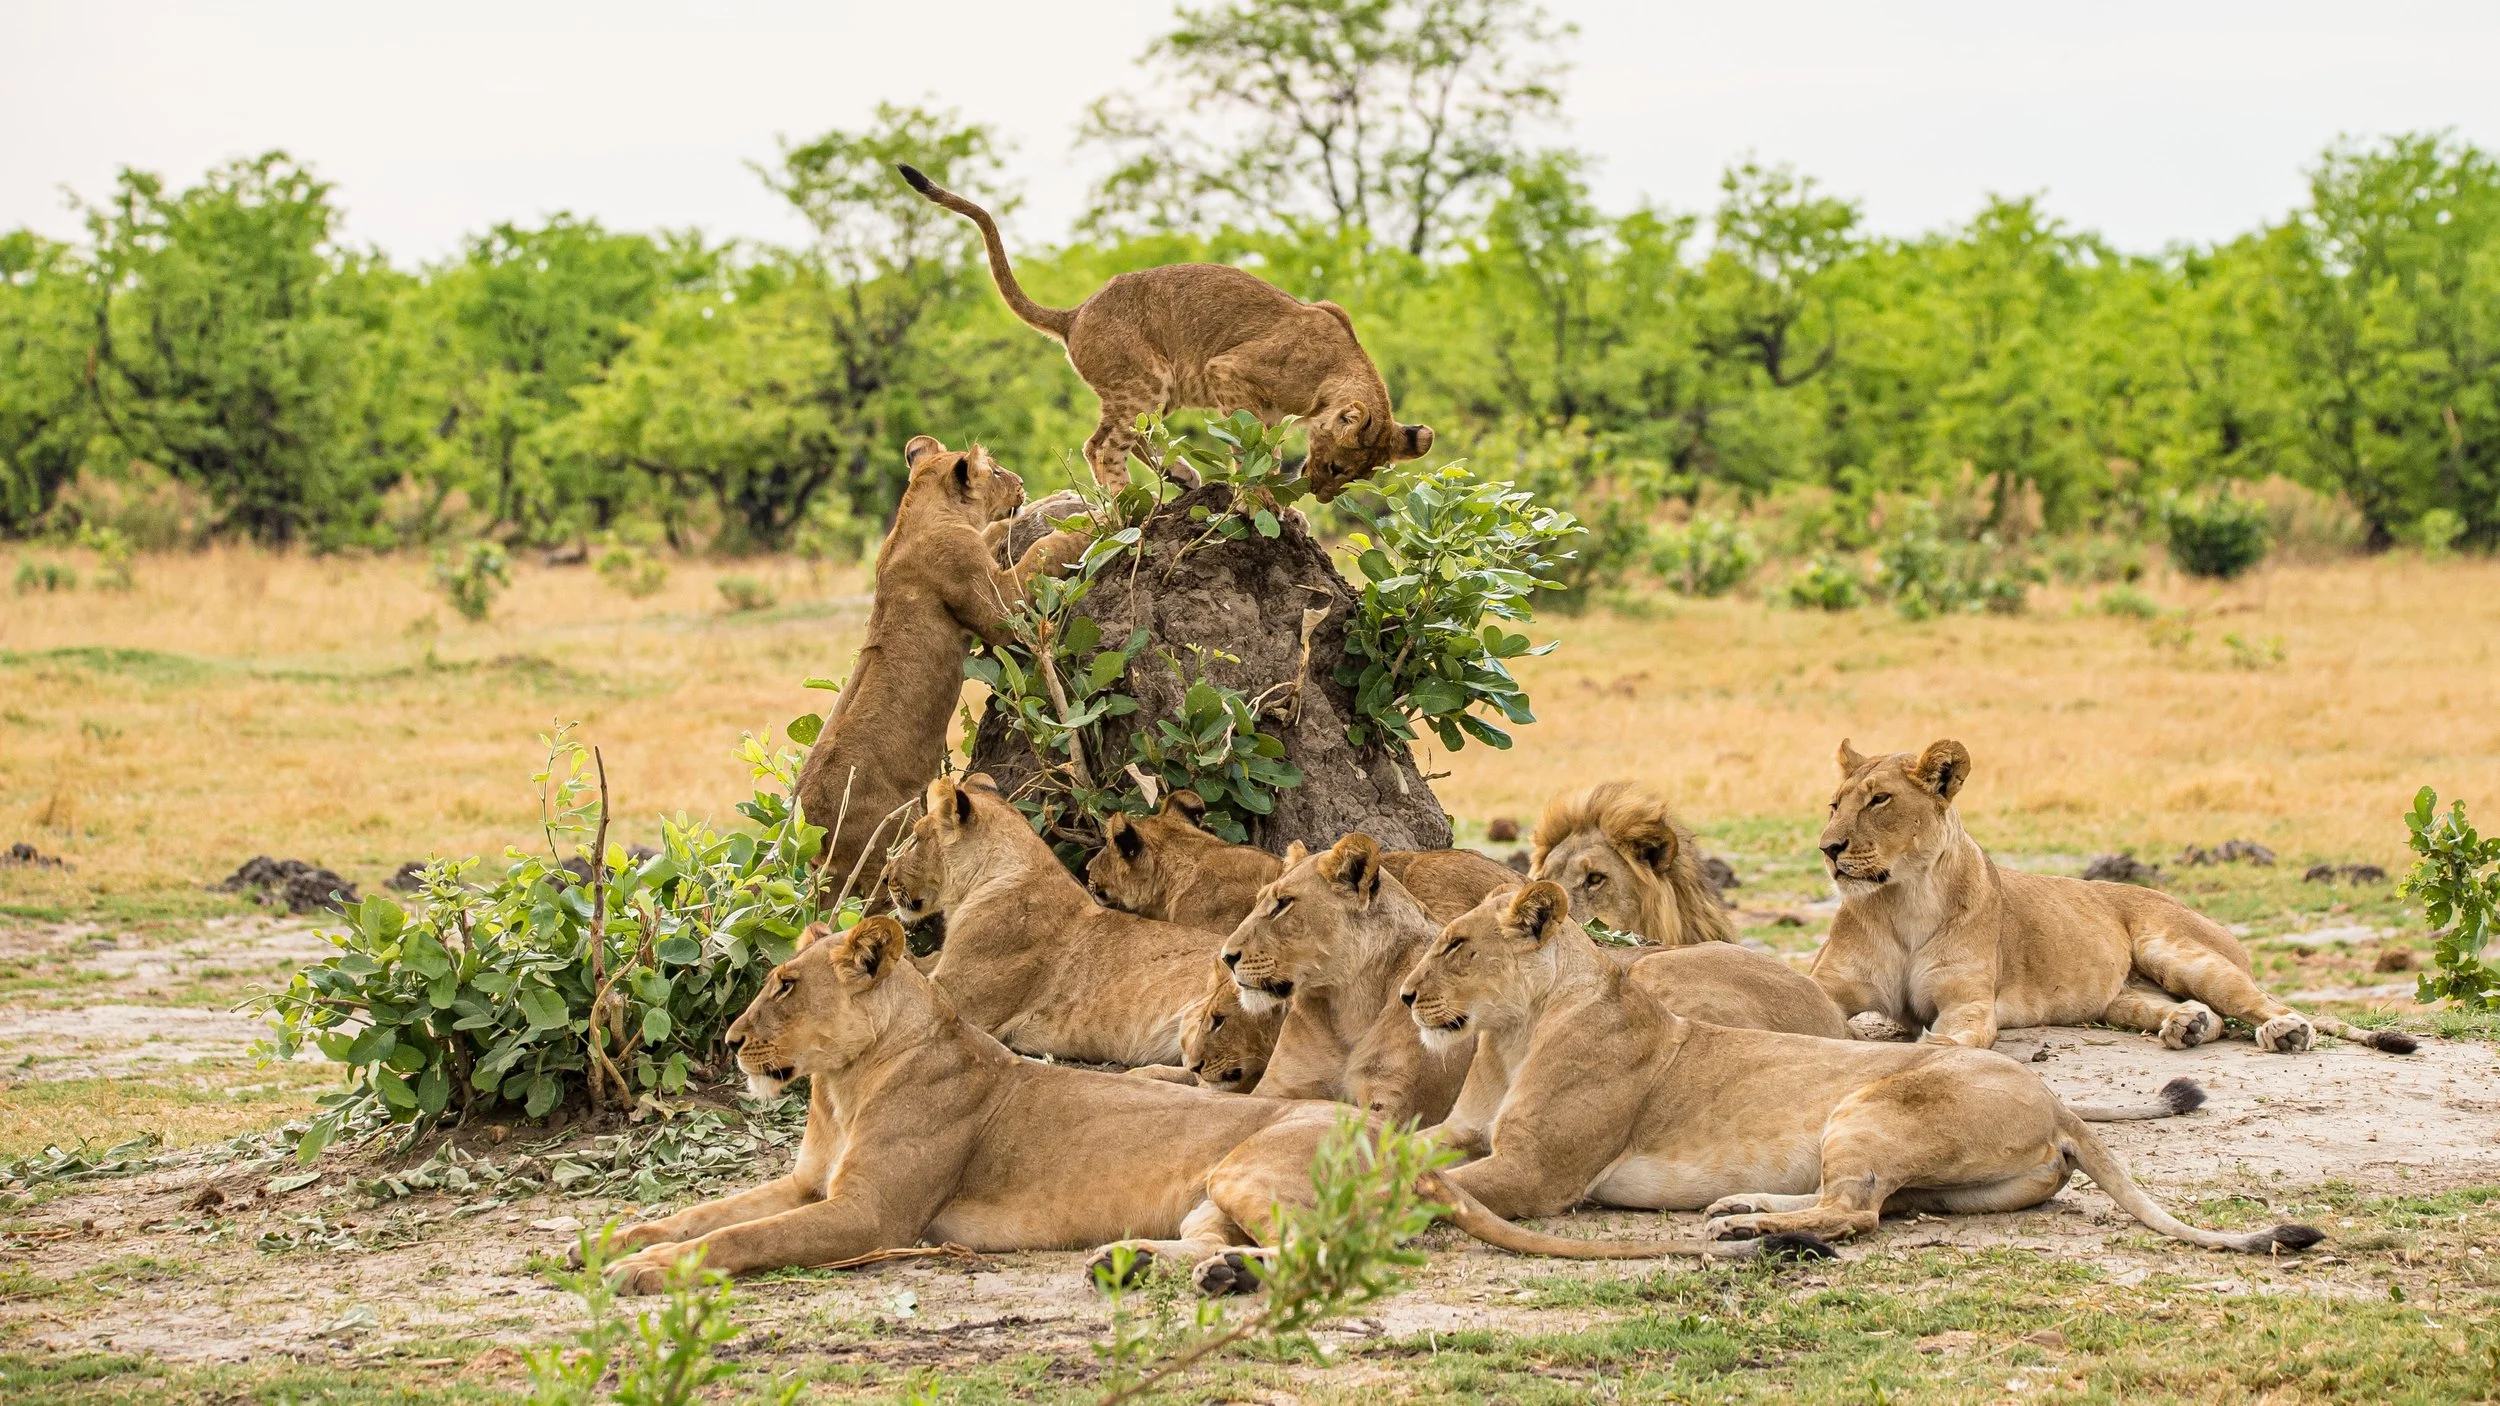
<box><xmin>1811</xmin><ymin>739</ymin><xmax>2417</xmax><ymax>1055</ymax></box>
<box><xmin>794</xmin><ymin>438</ymin><xmax>1086</xmax><ymax>893</ymax></box>
<box><xmin>897</xmin><ymin>164</ymin><xmax>1434</xmax><ymax>499</ymax></box>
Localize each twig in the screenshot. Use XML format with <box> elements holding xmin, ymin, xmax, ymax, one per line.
<box><xmin>831</xmin><ymin>797</ymin><xmax>922</xmax><ymax>914</ymax></box>
<box><xmin>1252</xmin><ymin>605</ymin><xmax>1329</xmax><ymax>729</ymax></box>
<box><xmin>803</xmin><ymin>1242</ymin><xmax>980</xmax><ymax>1272</ymax></box>
<box><xmin>808</xmin><ymin>766</ymin><xmax>858</xmax><ymax>911</ymax></box>
<box><xmin>583</xmin><ymin>748</ymin><xmax>632</xmax><ymax>1112</ymax></box>
<box><xmin>1035</xmin><ymin>620</ymin><xmax>1094</xmax><ymax>790</ymax></box>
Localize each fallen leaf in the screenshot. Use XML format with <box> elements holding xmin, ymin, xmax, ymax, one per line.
<box><xmin>531</xmin><ymin>1215</ymin><xmax>584</xmax><ymax>1233</ymax></box>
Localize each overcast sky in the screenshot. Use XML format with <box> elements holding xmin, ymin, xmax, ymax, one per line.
<box><xmin>6</xmin><ymin>0</ymin><xmax>2496</xmax><ymax>264</ymax></box>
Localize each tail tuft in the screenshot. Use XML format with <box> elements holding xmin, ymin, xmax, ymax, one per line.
<box><xmin>1756</xmin><ymin>1232</ymin><xmax>1838</xmax><ymax>1262</ymax></box>
<box><xmin>895</xmin><ymin>163</ymin><xmax>936</xmax><ymax>197</ymax></box>
<box><xmin>2157</xmin><ymin>1077</ymin><xmax>2208</xmax><ymax>1115</ymax></box>
<box><xmin>2269</xmin><ymin>1224</ymin><xmax>2326</xmax><ymax>1251</ymax></box>
<box><xmin>2369</xmin><ymin>1030</ymin><xmax>2420</xmax><ymax>1055</ymax></box>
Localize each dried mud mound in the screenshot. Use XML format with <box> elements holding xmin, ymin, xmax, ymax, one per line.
<box><xmin>975</xmin><ymin>484</ymin><xmax>1451</xmax><ymax>853</ymax></box>
<box><xmin>217</xmin><ymin>856</ymin><xmax>357</xmax><ymax>913</ymax></box>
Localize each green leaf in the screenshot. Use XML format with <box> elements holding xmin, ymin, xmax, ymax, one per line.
<box><xmin>803</xmin><ymin>676</ymin><xmax>844</xmax><ymax>692</ymax></box>
<box><xmin>519</xmin><ymin>986</ymin><xmax>571</xmax><ymax>1032</ymax></box>
<box><xmin>416</xmin><ymin>1066</ymin><xmax>450</xmax><ymax>1117</ymax></box>
<box><xmin>642</xmin><ymin>1007</ymin><xmax>673</xmax><ymax>1044</ymax></box>
<box><xmin>786</xmin><ymin>712</ymin><xmax>823</xmax><ymax>746</ymax></box>
<box><xmin>344</xmin><ymin>1025</ymin><xmax>397</xmax><ymax>1067</ymax></box>
<box><xmin>656</xmin><ymin>935</ymin><xmax>702</xmax><ymax>965</ymax></box>
<box><xmin>524</xmin><ymin>1074</ymin><xmax>562</xmax><ymax>1119</ymax></box>
<box><xmin>295</xmin><ymin>1119</ymin><xmax>336</xmax><ymax>1166</ymax></box>
<box><xmin>374</xmin><ymin>1067</ymin><xmax>417</xmax><ymax>1111</ymax></box>
<box><xmin>1254</xmin><ymin>509</ymin><xmax>1280</xmax><ymax>538</ymax></box>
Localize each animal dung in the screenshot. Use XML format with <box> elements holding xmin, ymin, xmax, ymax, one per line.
<box><xmin>2303</xmin><ymin>862</ymin><xmax>2389</xmax><ymax>885</ymax></box>
<box><xmin>216</xmin><ymin>856</ymin><xmax>358</xmax><ymax>914</ymax></box>
<box><xmin>2179</xmin><ymin>838</ymin><xmax>2276</xmax><ymax>866</ymax></box>
<box><xmin>2081</xmin><ymin>851</ymin><xmax>2164</xmax><ymax>886</ymax></box>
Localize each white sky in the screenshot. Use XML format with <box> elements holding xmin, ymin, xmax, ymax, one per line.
<box><xmin>6</xmin><ymin>0</ymin><xmax>2496</xmax><ymax>264</ymax></box>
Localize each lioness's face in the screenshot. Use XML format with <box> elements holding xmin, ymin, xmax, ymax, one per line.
<box><xmin>1220</xmin><ymin>834</ymin><xmax>1383</xmax><ymax>1012</ymax></box>
<box><xmin>725</xmin><ymin>918</ymin><xmax>908</xmax><ymax>1099</ymax></box>
<box><xmin>884</xmin><ymin>827</ymin><xmax>944</xmax><ymax>924</ymax></box>
<box><xmin>1304</xmin><ymin>405</ymin><xmax>1435</xmax><ymax>503</ymax></box>
<box><xmin>1819</xmin><ymin>739</ymin><xmax>1970</xmax><ymax>894</ymax></box>
<box><xmin>1531</xmin><ymin>829</ymin><xmax>1651</xmax><ymax>935</ymax></box>
<box><xmin>1084</xmin><ymin>794</ymin><xmax>1214</xmax><ymax>915</ymax></box>
<box><xmin>1176</xmin><ymin>974</ymin><xmax>1278</xmax><ymax>1092</ymax></box>
<box><xmin>904</xmin><ymin>435</ymin><xmax>1027</xmax><ymax>523</ymax></box>
<box><xmin>1399</xmin><ymin>883</ymin><xmax>1569</xmax><ymax>1050</ymax></box>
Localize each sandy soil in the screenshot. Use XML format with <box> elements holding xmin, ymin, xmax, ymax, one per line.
<box><xmin>3</xmin><ymin>1020</ymin><xmax>2490</xmax><ymax>1377</ymax></box>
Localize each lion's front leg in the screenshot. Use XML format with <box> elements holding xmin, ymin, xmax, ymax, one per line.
<box><xmin>1917</xmin><ymin>964</ymin><xmax>2000</xmax><ymax>1049</ymax></box>
<box><xmin>603</xmin><ymin>1174</ymin><xmax>823</xmax><ymax>1259</ymax></box>
<box><xmin>610</xmin><ymin>1185</ymin><xmax>914</xmax><ymax>1294</ymax></box>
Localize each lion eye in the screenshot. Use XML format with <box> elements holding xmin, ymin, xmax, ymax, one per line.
<box><xmin>1269</xmin><ymin>896</ymin><xmax>1296</xmax><ymax>918</ymax></box>
<box><xmin>1583</xmin><ymin>873</ymin><xmax>1606</xmax><ymax>889</ymax></box>
<box><xmin>1440</xmin><ymin>938</ymin><xmax>1464</xmax><ymax>956</ymax></box>
<box><xmin>1208</xmin><ymin>1013</ymin><xmax>1225</xmax><ymax>1030</ymax></box>
<box><xmin>775</xmin><ymin>976</ymin><xmax>796</xmax><ymax>997</ymax></box>
<box><xmin>1868</xmin><ymin>793</ymin><xmax>1891</xmax><ymax>808</ymax></box>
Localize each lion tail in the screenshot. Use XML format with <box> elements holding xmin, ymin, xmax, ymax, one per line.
<box><xmin>2308</xmin><ymin>1016</ymin><xmax>2419</xmax><ymax>1055</ymax></box>
<box><xmin>1423</xmin><ymin>1171</ymin><xmax>1834</xmax><ymax>1263</ymax></box>
<box><xmin>2069</xmin><ymin>1076</ymin><xmax>2207</xmax><ymax>1122</ymax></box>
<box><xmin>894</xmin><ymin>163</ymin><xmax>1076</xmax><ymax>339</ymax></box>
<box><xmin>2053</xmin><ymin>1106</ymin><xmax>2324</xmax><ymax>1254</ymax></box>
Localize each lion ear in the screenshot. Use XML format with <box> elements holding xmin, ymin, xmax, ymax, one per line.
<box><xmin>1110</xmin><ymin>818</ymin><xmax>1144</xmax><ymax>860</ymax></box>
<box><xmin>963</xmin><ymin>772</ymin><xmax>1000</xmax><ymax>794</ymax></box>
<box><xmin>1162</xmin><ymin>790</ymin><xmax>1209</xmax><ymax>827</ymax></box>
<box><xmin>836</xmin><ymin>917</ymin><xmax>907</xmax><ymax>982</ymax></box>
<box><xmin>905</xmin><ymin>435</ymin><xmax>945</xmax><ymax>470</ymax></box>
<box><xmin>793</xmin><ymin>921</ymin><xmax>836</xmax><ymax>954</ymax></box>
<box><xmin>1282</xmin><ymin>840</ymin><xmax>1310</xmax><ymax>865</ymax></box>
<box><xmin>1836</xmin><ymin>738</ymin><xmax>1870</xmax><ymax>776</ymax></box>
<box><xmin>1322</xmin><ymin>833</ymin><xmax>1382</xmax><ymax>905</ymax></box>
<box><xmin>1613</xmin><ymin>814</ymin><xmax>1677</xmax><ymax>875</ymax></box>
<box><xmin>1914</xmin><ymin>740</ymin><xmax>1972</xmax><ymax>802</ymax></box>
<box><xmin>1505</xmin><ymin>881</ymin><xmax>1569</xmax><ymax>944</ymax></box>
<box><xmin>928</xmin><ymin>776</ymin><xmax>973</xmax><ymax>829</ymax></box>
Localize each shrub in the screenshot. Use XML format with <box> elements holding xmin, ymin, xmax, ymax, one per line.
<box><xmin>253</xmin><ymin>726</ymin><xmax>825</xmax><ymax>1160</ymax></box>
<box><xmin>530</xmin><ymin>1229</ymin><xmax>766</xmax><ymax>1406</ymax></box>
<box><xmin>597</xmin><ymin>544</ymin><xmax>670</xmax><ymax>598</ymax></box>
<box><xmin>434</xmin><ymin>542</ymin><xmax>511</xmax><ymax>621</ymax></box>
<box><xmin>715</xmin><ymin>575</ymin><xmax>777</xmax><ymax>612</ymax></box>
<box><xmin>2401</xmin><ymin>787</ymin><xmax>2500</xmax><ymax>1011</ymax></box>
<box><xmin>2415</xmin><ymin>508</ymin><xmax>2467</xmax><ymax>560</ymax></box>
<box><xmin>12</xmin><ymin>559</ymin><xmax>75</xmax><ymax>594</ymax></box>
<box><xmin>2163</xmin><ymin>491</ymin><xmax>2270</xmax><ymax>579</ymax></box>
<box><xmin>2046</xmin><ymin>535</ymin><xmax>2145</xmax><ymax>585</ymax></box>
<box><xmin>1780</xmin><ymin>554</ymin><xmax>1866</xmax><ymax>611</ymax></box>
<box><xmin>77</xmin><ymin>524</ymin><xmax>135</xmax><ymax>590</ymax></box>
<box><xmin>1336</xmin><ymin>463</ymin><xmax>1577</xmax><ymax>752</ymax></box>
<box><xmin>1874</xmin><ymin>507</ymin><xmax>2036</xmax><ymax>619</ymax></box>
<box><xmin>2097</xmin><ymin>584</ymin><xmax>2162</xmax><ymax>619</ymax></box>
<box><xmin>1651</xmin><ymin>514</ymin><xmax>1760</xmax><ymax>597</ymax></box>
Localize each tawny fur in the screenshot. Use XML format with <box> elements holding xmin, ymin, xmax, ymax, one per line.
<box><xmin>1399</xmin><ymin>884</ymin><xmax>2326</xmax><ymax>1255</ymax></box>
<box><xmin>1810</xmin><ymin>739</ymin><xmax>2418</xmax><ymax>1056</ymax></box>
<box><xmin>597</xmin><ymin>916</ymin><xmax>1800</xmax><ymax>1295</ymax></box>
<box><xmin>793</xmin><ymin>438</ymin><xmax>1086</xmax><ymax>893</ymax></box>
<box><xmin>1531</xmin><ymin>782</ymin><xmax>1739</xmax><ymax>946</ymax></box>
<box><xmin>897</xmin><ymin>164</ymin><xmax>1433</xmax><ymax>500</ymax></box>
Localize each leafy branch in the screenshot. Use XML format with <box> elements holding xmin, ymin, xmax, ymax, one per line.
<box><xmin>2403</xmin><ymin>786</ymin><xmax>2500</xmax><ymax>1011</ymax></box>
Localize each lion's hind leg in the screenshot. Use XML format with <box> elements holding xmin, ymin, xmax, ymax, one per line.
<box><xmin>1086</xmin><ymin>1197</ymin><xmax>1242</xmax><ymax>1291</ymax></box>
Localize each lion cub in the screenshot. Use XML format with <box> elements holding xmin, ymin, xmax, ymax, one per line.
<box><xmin>1812</xmin><ymin>739</ymin><xmax>2416</xmax><ymax>1055</ymax></box>
<box><xmin>1402</xmin><ymin>884</ymin><xmax>2326</xmax><ymax>1254</ymax></box>
<box><xmin>794</xmin><ymin>438</ymin><xmax>1086</xmax><ymax>892</ymax></box>
<box><xmin>898</xmin><ymin>165</ymin><xmax>1434</xmax><ymax>499</ymax></box>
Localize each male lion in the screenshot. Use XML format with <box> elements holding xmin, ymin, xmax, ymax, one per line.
<box><xmin>896</xmin><ymin>775</ymin><xmax>1224</xmax><ymax>1066</ymax></box>
<box><xmin>794</xmin><ymin>437</ymin><xmax>1086</xmax><ymax>892</ymax></box>
<box><xmin>1088</xmin><ymin>789</ymin><xmax>1521</xmax><ymax>932</ymax></box>
<box><xmin>897</xmin><ymin>165</ymin><xmax>1433</xmax><ymax>499</ymax></box>
<box><xmin>595</xmin><ymin>916</ymin><xmax>1816</xmax><ymax>1295</ymax></box>
<box><xmin>1811</xmin><ymin>740</ymin><xmax>2416</xmax><ymax>1055</ymax></box>
<box><xmin>1400</xmin><ymin>884</ymin><xmax>2325</xmax><ymax>1253</ymax></box>
<box><xmin>1530</xmin><ymin>781</ymin><xmax>1738</xmax><ymax>945</ymax></box>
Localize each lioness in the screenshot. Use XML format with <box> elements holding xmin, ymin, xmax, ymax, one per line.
<box><xmin>1128</xmin><ymin>968</ymin><xmax>1283</xmax><ymax>1092</ymax></box>
<box><xmin>896</xmin><ymin>775</ymin><xmax>1222</xmax><ymax>1066</ymax></box>
<box><xmin>897</xmin><ymin>165</ymin><xmax>1433</xmax><ymax>500</ymax></box>
<box><xmin>1089</xmin><ymin>790</ymin><xmax>1521</xmax><ymax>932</ymax></box>
<box><xmin>795</xmin><ymin>437</ymin><xmax>1086</xmax><ymax>892</ymax></box>
<box><xmin>1530</xmin><ymin>781</ymin><xmax>1737</xmax><ymax>945</ymax></box>
<box><xmin>597</xmin><ymin>916</ymin><xmax>1816</xmax><ymax>1294</ymax></box>
<box><xmin>1811</xmin><ymin>740</ymin><xmax>2416</xmax><ymax>1055</ymax></box>
<box><xmin>1401</xmin><ymin>884</ymin><xmax>2326</xmax><ymax>1253</ymax></box>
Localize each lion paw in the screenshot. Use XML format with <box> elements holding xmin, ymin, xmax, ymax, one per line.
<box><xmin>2255</xmin><ymin>1013</ymin><xmax>2315</xmax><ymax>1054</ymax></box>
<box><xmin>1703</xmin><ymin>1215</ymin><xmax>1765</xmax><ymax>1242</ymax></box>
<box><xmin>1086</xmin><ymin>1242</ymin><xmax>1157</xmax><ymax>1291</ymax></box>
<box><xmin>2159</xmin><ymin>1001</ymin><xmax>2222</xmax><ymax>1050</ymax></box>
<box><xmin>606</xmin><ymin>1244</ymin><xmax>681</xmax><ymax>1296</ymax></box>
<box><xmin>1192</xmin><ymin>1250</ymin><xmax>1267</xmax><ymax>1297</ymax></box>
<box><xmin>1704</xmin><ymin>1195</ymin><xmax>1772</xmax><ymax>1219</ymax></box>
<box><xmin>1847</xmin><ymin>1012</ymin><xmax>1917</xmax><ymax>1043</ymax></box>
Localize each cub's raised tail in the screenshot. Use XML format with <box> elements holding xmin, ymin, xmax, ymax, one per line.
<box><xmin>895</xmin><ymin>163</ymin><xmax>1076</xmax><ymax>339</ymax></box>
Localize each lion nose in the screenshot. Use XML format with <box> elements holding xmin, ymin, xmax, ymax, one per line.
<box><xmin>1400</xmin><ymin>989</ymin><xmax>1417</xmax><ymax>1007</ymax></box>
<box><xmin>1820</xmin><ymin>841</ymin><xmax>1846</xmax><ymax>862</ymax></box>
<box><xmin>1221</xmin><ymin>949</ymin><xmax>1240</xmax><ymax>968</ymax></box>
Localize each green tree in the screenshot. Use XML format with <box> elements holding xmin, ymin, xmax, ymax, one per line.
<box><xmin>0</xmin><ymin>230</ymin><xmax>95</xmax><ymax>533</ymax></box>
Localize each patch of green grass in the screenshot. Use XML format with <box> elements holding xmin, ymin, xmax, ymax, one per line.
<box><xmin>0</xmin><ymin>1346</ymin><xmax>519</xmax><ymax>1405</ymax></box>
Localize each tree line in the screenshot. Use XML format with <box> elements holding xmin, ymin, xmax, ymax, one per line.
<box><xmin>3</xmin><ymin>0</ymin><xmax>2494</xmax><ymax>560</ymax></box>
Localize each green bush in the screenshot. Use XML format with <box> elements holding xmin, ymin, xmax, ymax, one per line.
<box><xmin>77</xmin><ymin>523</ymin><xmax>135</xmax><ymax>590</ymax></box>
<box><xmin>2415</xmin><ymin>508</ymin><xmax>2467</xmax><ymax>560</ymax></box>
<box><xmin>1874</xmin><ymin>508</ymin><xmax>2036</xmax><ymax>619</ymax></box>
<box><xmin>1780</xmin><ymin>554</ymin><xmax>1866</xmax><ymax>611</ymax></box>
<box><xmin>1651</xmin><ymin>514</ymin><xmax>1760</xmax><ymax>597</ymax></box>
<box><xmin>597</xmin><ymin>544</ymin><xmax>670</xmax><ymax>598</ymax></box>
<box><xmin>2096</xmin><ymin>584</ymin><xmax>2162</xmax><ymax>619</ymax></box>
<box><xmin>2163</xmin><ymin>491</ymin><xmax>2270</xmax><ymax>580</ymax></box>
<box><xmin>434</xmin><ymin>542</ymin><xmax>510</xmax><ymax>621</ymax></box>
<box><xmin>12</xmin><ymin>558</ymin><xmax>75</xmax><ymax>593</ymax></box>
<box><xmin>253</xmin><ymin>727</ymin><xmax>825</xmax><ymax>1159</ymax></box>
<box><xmin>715</xmin><ymin>575</ymin><xmax>777</xmax><ymax>612</ymax></box>
<box><xmin>2402</xmin><ymin>787</ymin><xmax>2500</xmax><ymax>1011</ymax></box>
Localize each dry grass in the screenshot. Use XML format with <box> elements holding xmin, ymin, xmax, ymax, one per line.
<box><xmin>2</xmin><ymin>546</ymin><xmax>2496</xmax><ymax>911</ymax></box>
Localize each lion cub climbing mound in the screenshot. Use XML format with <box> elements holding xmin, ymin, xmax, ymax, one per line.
<box><xmin>1811</xmin><ymin>739</ymin><xmax>2417</xmax><ymax>1055</ymax></box>
<box><xmin>794</xmin><ymin>438</ymin><xmax>1086</xmax><ymax>891</ymax></box>
<box><xmin>898</xmin><ymin>164</ymin><xmax>1433</xmax><ymax>500</ymax></box>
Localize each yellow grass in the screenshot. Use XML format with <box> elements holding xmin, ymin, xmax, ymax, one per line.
<box><xmin>2</xmin><ymin>545</ymin><xmax>2496</xmax><ymax>907</ymax></box>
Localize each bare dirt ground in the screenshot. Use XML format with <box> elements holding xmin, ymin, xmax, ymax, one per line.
<box><xmin>3</xmin><ymin>1003</ymin><xmax>2491</xmax><ymax>1384</ymax></box>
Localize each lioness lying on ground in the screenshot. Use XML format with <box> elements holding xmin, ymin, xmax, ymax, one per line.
<box><xmin>596</xmin><ymin>917</ymin><xmax>1817</xmax><ymax>1295</ymax></box>
<box><xmin>898</xmin><ymin>166</ymin><xmax>1433</xmax><ymax>500</ymax></box>
<box><xmin>1811</xmin><ymin>740</ymin><xmax>2416</xmax><ymax>1055</ymax></box>
<box><xmin>892</xmin><ymin>775</ymin><xmax>1223</xmax><ymax>1066</ymax></box>
<box><xmin>1402</xmin><ymin>884</ymin><xmax>2323</xmax><ymax>1253</ymax></box>
<box><xmin>1088</xmin><ymin>789</ymin><xmax>1521</xmax><ymax>932</ymax></box>
<box><xmin>1529</xmin><ymin>781</ymin><xmax>1738</xmax><ymax>945</ymax></box>
<box><xmin>794</xmin><ymin>437</ymin><xmax>1087</xmax><ymax>892</ymax></box>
